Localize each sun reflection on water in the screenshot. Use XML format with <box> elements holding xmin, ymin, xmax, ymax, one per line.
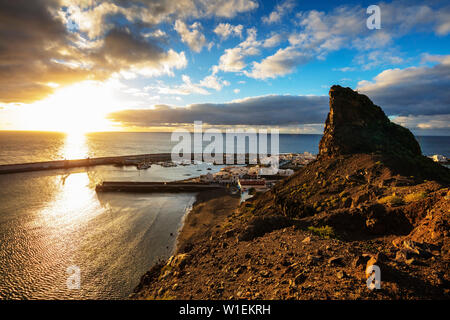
<box><xmin>62</xmin><ymin>132</ymin><xmax>89</xmax><ymax>160</ymax></box>
<box><xmin>39</xmin><ymin>172</ymin><xmax>102</xmax><ymax>228</ymax></box>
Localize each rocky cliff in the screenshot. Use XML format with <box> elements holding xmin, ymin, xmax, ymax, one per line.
<box><xmin>319</xmin><ymin>85</ymin><xmax>421</xmax><ymax>158</ymax></box>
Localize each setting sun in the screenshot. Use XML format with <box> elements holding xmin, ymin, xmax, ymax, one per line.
<box><xmin>11</xmin><ymin>81</ymin><xmax>120</xmax><ymax>133</ymax></box>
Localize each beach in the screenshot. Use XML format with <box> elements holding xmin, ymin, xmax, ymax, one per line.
<box><xmin>175</xmin><ymin>189</ymin><xmax>241</xmax><ymax>254</ymax></box>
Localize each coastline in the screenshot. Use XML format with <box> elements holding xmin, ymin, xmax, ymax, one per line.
<box><xmin>175</xmin><ymin>189</ymin><xmax>241</xmax><ymax>254</ymax></box>
<box><xmin>132</xmin><ymin>189</ymin><xmax>241</xmax><ymax>299</ymax></box>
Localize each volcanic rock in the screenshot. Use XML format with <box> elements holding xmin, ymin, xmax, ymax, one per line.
<box><xmin>319</xmin><ymin>85</ymin><xmax>421</xmax><ymax>158</ymax></box>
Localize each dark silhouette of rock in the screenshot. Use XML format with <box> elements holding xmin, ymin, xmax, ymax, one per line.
<box><xmin>319</xmin><ymin>85</ymin><xmax>421</xmax><ymax>158</ymax></box>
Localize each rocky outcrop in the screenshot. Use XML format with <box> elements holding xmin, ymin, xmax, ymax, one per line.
<box><xmin>319</xmin><ymin>85</ymin><xmax>421</xmax><ymax>158</ymax></box>
<box><xmin>245</xmin><ymin>85</ymin><xmax>449</xmax><ymax>226</ymax></box>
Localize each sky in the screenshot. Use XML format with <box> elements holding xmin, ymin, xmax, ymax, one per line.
<box><xmin>0</xmin><ymin>0</ymin><xmax>449</xmax><ymax>135</ymax></box>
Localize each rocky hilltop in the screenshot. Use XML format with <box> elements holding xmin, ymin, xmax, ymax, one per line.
<box><xmin>133</xmin><ymin>86</ymin><xmax>449</xmax><ymax>300</ymax></box>
<box><xmin>319</xmin><ymin>85</ymin><xmax>421</xmax><ymax>158</ymax></box>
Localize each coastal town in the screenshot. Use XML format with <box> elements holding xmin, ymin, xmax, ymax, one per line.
<box><xmin>194</xmin><ymin>152</ymin><xmax>317</xmax><ymax>195</ymax></box>
<box><xmin>93</xmin><ymin>152</ymin><xmax>318</xmax><ymax>196</ymax></box>
<box><xmin>194</xmin><ymin>152</ymin><xmax>448</xmax><ymax>197</ymax></box>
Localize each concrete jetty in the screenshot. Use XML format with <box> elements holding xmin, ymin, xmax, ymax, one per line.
<box><xmin>0</xmin><ymin>153</ymin><xmax>269</xmax><ymax>175</ymax></box>
<box><xmin>95</xmin><ymin>181</ymin><xmax>223</xmax><ymax>193</ymax></box>
<box><xmin>0</xmin><ymin>153</ymin><xmax>173</xmax><ymax>174</ymax></box>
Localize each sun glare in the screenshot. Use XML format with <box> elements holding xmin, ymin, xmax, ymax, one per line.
<box><xmin>20</xmin><ymin>80</ymin><xmax>120</xmax><ymax>133</ymax></box>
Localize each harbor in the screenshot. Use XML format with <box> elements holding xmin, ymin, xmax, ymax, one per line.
<box><xmin>0</xmin><ymin>153</ymin><xmax>279</xmax><ymax>175</ymax></box>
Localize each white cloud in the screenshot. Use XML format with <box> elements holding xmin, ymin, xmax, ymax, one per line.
<box><xmin>355</xmin><ymin>50</ymin><xmax>404</xmax><ymax>70</ymax></box>
<box><xmin>245</xmin><ymin>47</ymin><xmax>311</xmax><ymax>79</ymax></box>
<box><xmin>217</xmin><ymin>47</ymin><xmax>248</xmax><ymax>72</ymax></box>
<box><xmin>233</xmin><ymin>88</ymin><xmax>240</xmax><ymax>94</ymax></box>
<box><xmin>214</xmin><ymin>23</ymin><xmax>243</xmax><ymax>40</ymax></box>
<box><xmin>174</xmin><ymin>20</ymin><xmax>206</xmax><ymax>53</ymax></box>
<box><xmin>352</xmin><ymin>31</ymin><xmax>392</xmax><ymax>51</ymax></box>
<box><xmin>145</xmin><ymin>72</ymin><xmax>230</xmax><ymax>96</ymax></box>
<box><xmin>142</xmin><ymin>29</ymin><xmax>167</xmax><ymax>39</ymax></box>
<box><xmin>262</xmin><ymin>0</ymin><xmax>295</xmax><ymax>24</ymax></box>
<box><xmin>333</xmin><ymin>67</ymin><xmax>355</xmax><ymax>72</ymax></box>
<box><xmin>380</xmin><ymin>2</ymin><xmax>450</xmax><ymax>36</ymax></box>
<box><xmin>392</xmin><ymin>114</ymin><xmax>450</xmax><ymax>130</ymax></box>
<box><xmin>421</xmin><ymin>53</ymin><xmax>450</xmax><ymax>65</ymax></box>
<box><xmin>239</xmin><ymin>27</ymin><xmax>259</xmax><ymax>53</ymax></box>
<box><xmin>244</xmin><ymin>2</ymin><xmax>450</xmax><ymax>80</ymax></box>
<box><xmin>145</xmin><ymin>75</ymin><xmax>210</xmax><ymax>96</ymax></box>
<box><xmin>203</xmin><ymin>0</ymin><xmax>258</xmax><ymax>18</ymax></box>
<box><xmin>215</xmin><ymin>28</ymin><xmax>261</xmax><ymax>73</ymax></box>
<box><xmin>199</xmin><ymin>74</ymin><xmax>230</xmax><ymax>91</ymax></box>
<box><xmin>262</xmin><ymin>34</ymin><xmax>283</xmax><ymax>48</ymax></box>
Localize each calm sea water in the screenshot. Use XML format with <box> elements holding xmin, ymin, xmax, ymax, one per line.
<box><xmin>0</xmin><ymin>162</ymin><xmax>226</xmax><ymax>299</ymax></box>
<box><xmin>0</xmin><ymin>131</ymin><xmax>447</xmax><ymax>165</ymax></box>
<box><xmin>0</xmin><ymin>131</ymin><xmax>448</xmax><ymax>299</ymax></box>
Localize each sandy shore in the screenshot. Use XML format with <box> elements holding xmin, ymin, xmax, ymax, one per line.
<box><xmin>131</xmin><ymin>189</ymin><xmax>240</xmax><ymax>298</ymax></box>
<box><xmin>175</xmin><ymin>189</ymin><xmax>241</xmax><ymax>254</ymax></box>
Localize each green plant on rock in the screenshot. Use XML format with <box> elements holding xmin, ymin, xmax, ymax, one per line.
<box><xmin>404</xmin><ymin>191</ymin><xmax>427</xmax><ymax>203</ymax></box>
<box><xmin>378</xmin><ymin>193</ymin><xmax>404</xmax><ymax>206</ymax></box>
<box><xmin>307</xmin><ymin>225</ymin><xmax>335</xmax><ymax>239</ymax></box>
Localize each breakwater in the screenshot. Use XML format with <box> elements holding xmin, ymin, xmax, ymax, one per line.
<box><xmin>0</xmin><ymin>153</ymin><xmax>266</xmax><ymax>174</ymax></box>
<box><xmin>96</xmin><ymin>181</ymin><xmax>223</xmax><ymax>193</ymax></box>
<box><xmin>0</xmin><ymin>153</ymin><xmax>171</xmax><ymax>174</ymax></box>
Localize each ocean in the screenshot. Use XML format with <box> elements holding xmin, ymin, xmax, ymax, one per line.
<box><xmin>0</xmin><ymin>131</ymin><xmax>448</xmax><ymax>299</ymax></box>
<box><xmin>0</xmin><ymin>132</ymin><xmax>448</xmax><ymax>166</ymax></box>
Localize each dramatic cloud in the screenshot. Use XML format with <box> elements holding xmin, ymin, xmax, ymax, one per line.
<box><xmin>111</xmin><ymin>55</ymin><xmax>450</xmax><ymax>131</ymax></box>
<box><xmin>0</xmin><ymin>0</ymin><xmax>89</xmax><ymax>103</ymax></box>
<box><xmin>174</xmin><ymin>20</ymin><xmax>206</xmax><ymax>52</ymax></box>
<box><xmin>61</xmin><ymin>0</ymin><xmax>259</xmax><ymax>39</ymax></box>
<box><xmin>357</xmin><ymin>57</ymin><xmax>450</xmax><ymax>116</ymax></box>
<box><xmin>0</xmin><ymin>0</ymin><xmax>257</xmax><ymax>104</ymax></box>
<box><xmin>2</xmin><ymin>0</ymin><xmax>449</xmax><ymax>136</ymax></box>
<box><xmin>90</xmin><ymin>28</ymin><xmax>187</xmax><ymax>77</ymax></box>
<box><xmin>108</xmin><ymin>95</ymin><xmax>329</xmax><ymax>126</ymax></box>
<box><xmin>214</xmin><ymin>23</ymin><xmax>243</xmax><ymax>40</ymax></box>
<box><xmin>0</xmin><ymin>0</ymin><xmax>187</xmax><ymax>104</ymax></box>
